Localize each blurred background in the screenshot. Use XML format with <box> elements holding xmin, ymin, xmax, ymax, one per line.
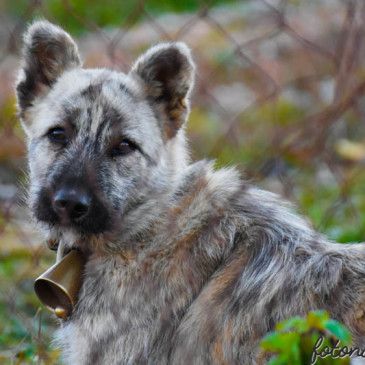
<box><xmin>1</xmin><ymin>0</ymin><xmax>365</xmax><ymax>363</ymax></box>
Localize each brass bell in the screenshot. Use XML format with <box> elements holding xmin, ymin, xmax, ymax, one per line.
<box><xmin>34</xmin><ymin>249</ymin><xmax>86</xmax><ymax>318</ymax></box>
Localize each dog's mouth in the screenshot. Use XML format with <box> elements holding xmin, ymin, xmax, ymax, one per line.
<box><xmin>62</xmin><ymin>246</ymin><xmax>75</xmax><ymax>257</ymax></box>
<box><xmin>47</xmin><ymin>234</ymin><xmax>95</xmax><ymax>259</ymax></box>
<box><xmin>60</xmin><ymin>242</ymin><xmax>93</xmax><ymax>260</ymax></box>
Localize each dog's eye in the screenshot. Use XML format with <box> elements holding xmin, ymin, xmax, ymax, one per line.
<box><xmin>48</xmin><ymin>128</ymin><xmax>68</xmax><ymax>145</ymax></box>
<box><xmin>111</xmin><ymin>140</ymin><xmax>137</xmax><ymax>157</ymax></box>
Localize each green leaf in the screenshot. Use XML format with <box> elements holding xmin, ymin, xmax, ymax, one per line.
<box><xmin>325</xmin><ymin>320</ymin><xmax>351</xmax><ymax>344</ymax></box>
<box><xmin>261</xmin><ymin>331</ymin><xmax>300</xmax><ymax>351</ymax></box>
<box><xmin>306</xmin><ymin>310</ymin><xmax>329</xmax><ymax>330</ymax></box>
<box><xmin>261</xmin><ymin>311</ymin><xmax>353</xmax><ymax>365</ymax></box>
<box><xmin>276</xmin><ymin>316</ymin><xmax>309</xmax><ymax>333</ymax></box>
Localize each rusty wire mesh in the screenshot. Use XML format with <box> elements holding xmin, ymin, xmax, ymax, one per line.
<box><xmin>1</xmin><ymin>0</ymin><xmax>365</xmax><ymax>363</ymax></box>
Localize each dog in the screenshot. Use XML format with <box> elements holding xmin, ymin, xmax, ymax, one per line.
<box><xmin>16</xmin><ymin>20</ymin><xmax>365</xmax><ymax>364</ymax></box>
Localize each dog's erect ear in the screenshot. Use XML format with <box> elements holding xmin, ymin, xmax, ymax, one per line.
<box><xmin>16</xmin><ymin>20</ymin><xmax>81</xmax><ymax>119</ymax></box>
<box><xmin>130</xmin><ymin>42</ymin><xmax>195</xmax><ymax>139</ymax></box>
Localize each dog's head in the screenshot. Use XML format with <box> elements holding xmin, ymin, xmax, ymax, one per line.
<box><xmin>16</xmin><ymin>21</ymin><xmax>195</xmax><ymax>254</ymax></box>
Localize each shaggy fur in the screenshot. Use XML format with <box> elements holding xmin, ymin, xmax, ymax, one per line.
<box><xmin>16</xmin><ymin>21</ymin><xmax>365</xmax><ymax>364</ymax></box>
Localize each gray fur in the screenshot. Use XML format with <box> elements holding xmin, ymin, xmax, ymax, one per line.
<box><xmin>16</xmin><ymin>21</ymin><xmax>365</xmax><ymax>364</ymax></box>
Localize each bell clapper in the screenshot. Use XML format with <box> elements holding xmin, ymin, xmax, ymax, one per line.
<box><xmin>55</xmin><ymin>306</ymin><xmax>68</xmax><ymax>319</ymax></box>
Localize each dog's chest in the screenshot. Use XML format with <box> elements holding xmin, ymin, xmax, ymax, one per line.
<box><xmin>56</xmin><ymin>247</ymin><xmax>208</xmax><ymax>364</ymax></box>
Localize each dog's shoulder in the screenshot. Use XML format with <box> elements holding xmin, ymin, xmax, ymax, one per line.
<box><xmin>169</xmin><ymin>159</ymin><xmax>312</xmax><ymax>245</ymax></box>
<box><xmin>171</xmin><ymin>160</ymin><xmax>244</xmax><ymax>222</ymax></box>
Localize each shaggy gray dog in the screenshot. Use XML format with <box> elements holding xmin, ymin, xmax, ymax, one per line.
<box><xmin>16</xmin><ymin>20</ymin><xmax>365</xmax><ymax>364</ymax></box>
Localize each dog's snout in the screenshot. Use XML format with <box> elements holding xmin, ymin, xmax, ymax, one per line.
<box><xmin>53</xmin><ymin>188</ymin><xmax>91</xmax><ymax>220</ymax></box>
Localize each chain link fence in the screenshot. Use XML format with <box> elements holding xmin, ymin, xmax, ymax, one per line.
<box><xmin>1</xmin><ymin>0</ymin><xmax>365</xmax><ymax>363</ymax></box>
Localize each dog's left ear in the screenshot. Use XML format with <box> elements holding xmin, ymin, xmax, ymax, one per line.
<box><xmin>130</xmin><ymin>43</ymin><xmax>195</xmax><ymax>139</ymax></box>
<box><xmin>16</xmin><ymin>20</ymin><xmax>81</xmax><ymax>122</ymax></box>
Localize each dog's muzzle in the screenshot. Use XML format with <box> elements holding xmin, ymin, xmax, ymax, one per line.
<box><xmin>34</xmin><ymin>249</ymin><xmax>87</xmax><ymax>318</ymax></box>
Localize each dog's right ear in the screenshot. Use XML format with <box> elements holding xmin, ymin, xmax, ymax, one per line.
<box><xmin>130</xmin><ymin>43</ymin><xmax>195</xmax><ymax>140</ymax></box>
<box><xmin>16</xmin><ymin>20</ymin><xmax>81</xmax><ymax>122</ymax></box>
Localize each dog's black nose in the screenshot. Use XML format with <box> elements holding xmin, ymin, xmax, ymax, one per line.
<box><xmin>53</xmin><ymin>188</ymin><xmax>91</xmax><ymax>220</ymax></box>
